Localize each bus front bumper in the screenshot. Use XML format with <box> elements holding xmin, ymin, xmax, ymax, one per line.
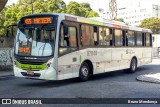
<box><xmin>13</xmin><ymin>66</ymin><xmax>57</xmax><ymax>80</ymax></box>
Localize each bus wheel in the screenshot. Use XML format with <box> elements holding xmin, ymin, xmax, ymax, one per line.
<box><xmin>130</xmin><ymin>58</ymin><xmax>137</xmax><ymax>73</ymax></box>
<box><xmin>79</xmin><ymin>62</ymin><xmax>90</xmax><ymax>81</ymax></box>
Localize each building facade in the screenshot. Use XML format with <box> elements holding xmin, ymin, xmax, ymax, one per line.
<box><xmin>99</xmin><ymin>1</ymin><xmax>160</xmax><ymax>27</ymax></box>
<box><xmin>117</xmin><ymin>4</ymin><xmax>160</xmax><ymax>26</ymax></box>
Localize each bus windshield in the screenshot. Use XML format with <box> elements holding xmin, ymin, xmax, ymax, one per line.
<box><xmin>14</xmin><ymin>26</ymin><xmax>56</xmax><ymax>57</ymax></box>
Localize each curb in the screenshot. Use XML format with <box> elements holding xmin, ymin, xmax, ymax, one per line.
<box><xmin>0</xmin><ymin>72</ymin><xmax>14</xmax><ymax>77</ymax></box>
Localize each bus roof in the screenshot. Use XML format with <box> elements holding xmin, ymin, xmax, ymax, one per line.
<box><xmin>22</xmin><ymin>13</ymin><xmax>152</xmax><ymax>33</ymax></box>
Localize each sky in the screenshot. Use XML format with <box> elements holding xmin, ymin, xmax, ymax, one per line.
<box><xmin>6</xmin><ymin>0</ymin><xmax>160</xmax><ymax>12</ymax></box>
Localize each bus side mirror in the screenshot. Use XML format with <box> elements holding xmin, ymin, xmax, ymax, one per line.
<box><xmin>63</xmin><ymin>26</ymin><xmax>68</xmax><ymax>36</ymax></box>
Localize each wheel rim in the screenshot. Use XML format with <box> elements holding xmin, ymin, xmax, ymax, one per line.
<box><xmin>132</xmin><ymin>59</ymin><xmax>136</xmax><ymax>71</ymax></box>
<box><xmin>82</xmin><ymin>66</ymin><xmax>88</xmax><ymax>77</ymax></box>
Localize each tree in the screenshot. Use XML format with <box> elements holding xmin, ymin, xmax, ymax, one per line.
<box><xmin>80</xmin><ymin>3</ymin><xmax>92</xmax><ymax>11</ymax></box>
<box><xmin>114</xmin><ymin>18</ymin><xmax>124</xmax><ymax>22</ymax></box>
<box><xmin>45</xmin><ymin>0</ymin><xmax>66</xmax><ymax>13</ymax></box>
<box><xmin>139</xmin><ymin>17</ymin><xmax>160</xmax><ymax>34</ymax></box>
<box><xmin>4</xmin><ymin>4</ymin><xmax>19</xmax><ymax>26</ymax></box>
<box><xmin>65</xmin><ymin>1</ymin><xmax>81</xmax><ymax>16</ymax></box>
<box><xmin>0</xmin><ymin>0</ymin><xmax>99</xmax><ymax>37</ymax></box>
<box><xmin>65</xmin><ymin>1</ymin><xmax>99</xmax><ymax>18</ymax></box>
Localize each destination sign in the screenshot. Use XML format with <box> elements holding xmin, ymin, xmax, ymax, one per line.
<box><xmin>24</xmin><ymin>17</ymin><xmax>52</xmax><ymax>24</ymax></box>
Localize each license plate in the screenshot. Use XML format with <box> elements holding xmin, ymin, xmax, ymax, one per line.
<box><xmin>27</xmin><ymin>71</ymin><xmax>34</xmax><ymax>76</ymax></box>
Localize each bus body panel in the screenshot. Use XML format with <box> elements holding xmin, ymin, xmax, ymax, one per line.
<box><xmin>57</xmin><ymin>47</ymin><xmax>152</xmax><ymax>79</ymax></box>
<box><xmin>58</xmin><ymin>51</ymin><xmax>79</xmax><ymax>80</ymax></box>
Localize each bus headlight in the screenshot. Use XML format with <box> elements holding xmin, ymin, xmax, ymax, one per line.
<box><xmin>46</xmin><ymin>62</ymin><xmax>51</xmax><ymax>69</ymax></box>
<box><xmin>46</xmin><ymin>59</ymin><xmax>53</xmax><ymax>69</ymax></box>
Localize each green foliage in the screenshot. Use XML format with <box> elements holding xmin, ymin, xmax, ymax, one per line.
<box><xmin>0</xmin><ymin>0</ymin><xmax>99</xmax><ymax>37</ymax></box>
<box><xmin>114</xmin><ymin>18</ymin><xmax>124</xmax><ymax>22</ymax></box>
<box><xmin>139</xmin><ymin>17</ymin><xmax>160</xmax><ymax>34</ymax></box>
<box><xmin>0</xmin><ymin>27</ymin><xmax>5</xmax><ymax>37</ymax></box>
<box><xmin>80</xmin><ymin>3</ymin><xmax>92</xmax><ymax>11</ymax></box>
<box><xmin>65</xmin><ymin>1</ymin><xmax>81</xmax><ymax>16</ymax></box>
<box><xmin>65</xmin><ymin>1</ymin><xmax>99</xmax><ymax>18</ymax></box>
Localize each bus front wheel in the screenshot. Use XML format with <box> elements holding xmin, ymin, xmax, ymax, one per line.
<box><xmin>79</xmin><ymin>62</ymin><xmax>90</xmax><ymax>81</ymax></box>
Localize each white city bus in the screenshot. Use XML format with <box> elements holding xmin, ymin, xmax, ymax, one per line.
<box><xmin>13</xmin><ymin>13</ymin><xmax>152</xmax><ymax>81</ymax></box>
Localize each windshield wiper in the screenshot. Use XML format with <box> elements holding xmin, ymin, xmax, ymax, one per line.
<box><xmin>38</xmin><ymin>43</ymin><xmax>45</xmax><ymax>56</ymax></box>
<box><xmin>42</xmin><ymin>43</ymin><xmax>46</xmax><ymax>56</ymax></box>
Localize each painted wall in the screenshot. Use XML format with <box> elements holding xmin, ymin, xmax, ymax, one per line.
<box><xmin>0</xmin><ymin>36</ymin><xmax>14</xmax><ymax>70</ymax></box>
<box><xmin>0</xmin><ymin>48</ymin><xmax>13</xmax><ymax>66</ymax></box>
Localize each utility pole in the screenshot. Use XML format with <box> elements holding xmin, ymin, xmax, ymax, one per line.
<box><xmin>109</xmin><ymin>0</ymin><xmax>117</xmax><ymax>20</ymax></box>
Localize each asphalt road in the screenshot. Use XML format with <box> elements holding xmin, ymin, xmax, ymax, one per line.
<box><xmin>0</xmin><ymin>63</ymin><xmax>160</xmax><ymax>107</ymax></box>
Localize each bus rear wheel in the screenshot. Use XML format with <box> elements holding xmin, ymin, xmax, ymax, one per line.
<box><xmin>129</xmin><ymin>58</ymin><xmax>137</xmax><ymax>73</ymax></box>
<box><xmin>79</xmin><ymin>62</ymin><xmax>90</xmax><ymax>81</ymax></box>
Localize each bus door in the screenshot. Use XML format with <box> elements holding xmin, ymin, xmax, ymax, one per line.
<box><xmin>58</xmin><ymin>21</ymin><xmax>79</xmax><ymax>79</ymax></box>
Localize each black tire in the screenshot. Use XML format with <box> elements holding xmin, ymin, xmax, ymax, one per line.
<box><xmin>79</xmin><ymin>62</ymin><xmax>90</xmax><ymax>81</ymax></box>
<box><xmin>129</xmin><ymin>58</ymin><xmax>137</xmax><ymax>73</ymax></box>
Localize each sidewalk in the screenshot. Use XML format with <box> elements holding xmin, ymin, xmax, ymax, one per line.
<box><xmin>137</xmin><ymin>73</ymin><xmax>160</xmax><ymax>84</ymax></box>
<box><xmin>0</xmin><ymin>70</ymin><xmax>13</xmax><ymax>77</ymax></box>
<box><xmin>0</xmin><ymin>65</ymin><xmax>13</xmax><ymax>77</ymax></box>
<box><xmin>137</xmin><ymin>57</ymin><xmax>160</xmax><ymax>83</ymax></box>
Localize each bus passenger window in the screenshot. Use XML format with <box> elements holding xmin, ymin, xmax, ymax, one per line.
<box><xmin>122</xmin><ymin>30</ymin><xmax>126</xmax><ymax>46</ymax></box>
<box><xmin>109</xmin><ymin>29</ymin><xmax>113</xmax><ymax>46</ymax></box>
<box><xmin>59</xmin><ymin>24</ymin><xmax>77</xmax><ymax>56</ymax></box>
<box><xmin>126</xmin><ymin>31</ymin><xmax>128</xmax><ymax>46</ymax></box>
<box><xmin>150</xmin><ymin>34</ymin><xmax>152</xmax><ymax>47</ymax></box>
<box><xmin>60</xmin><ymin>26</ymin><xmax>77</xmax><ymax>47</ymax></box>
<box><xmin>136</xmin><ymin>32</ymin><xmax>142</xmax><ymax>46</ymax></box>
<box><xmin>81</xmin><ymin>25</ymin><xmax>90</xmax><ymax>46</ymax></box>
<box><xmin>146</xmin><ymin>33</ymin><xmax>150</xmax><ymax>47</ymax></box>
<box><xmin>114</xmin><ymin>29</ymin><xmax>122</xmax><ymax>46</ymax></box>
<box><xmin>93</xmin><ymin>26</ymin><xmax>98</xmax><ymax>46</ymax></box>
<box><xmin>81</xmin><ymin>25</ymin><xmax>95</xmax><ymax>46</ymax></box>
<box><xmin>142</xmin><ymin>33</ymin><xmax>145</xmax><ymax>46</ymax></box>
<box><xmin>68</xmin><ymin>27</ymin><xmax>77</xmax><ymax>47</ymax></box>
<box><xmin>64</xmin><ymin>35</ymin><xmax>69</xmax><ymax>46</ymax></box>
<box><xmin>126</xmin><ymin>31</ymin><xmax>135</xmax><ymax>46</ymax></box>
<box><xmin>99</xmin><ymin>27</ymin><xmax>110</xmax><ymax>46</ymax></box>
<box><xmin>60</xmin><ymin>26</ymin><xmax>66</xmax><ymax>46</ymax></box>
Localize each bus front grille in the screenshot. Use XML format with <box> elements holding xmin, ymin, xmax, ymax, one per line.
<box><xmin>19</xmin><ymin>59</ymin><xmax>45</xmax><ymax>65</ymax></box>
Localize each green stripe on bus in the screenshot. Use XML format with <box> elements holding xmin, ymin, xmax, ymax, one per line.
<box><xmin>17</xmin><ymin>61</ymin><xmax>46</xmax><ymax>70</ymax></box>
<box><xmin>80</xmin><ymin>55</ymin><xmax>81</xmax><ymax>63</ymax></box>
<box><xmin>80</xmin><ymin>55</ymin><xmax>82</xmax><ymax>63</ymax></box>
<box><xmin>91</xmin><ymin>21</ymin><xmax>103</xmax><ymax>25</ymax></box>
